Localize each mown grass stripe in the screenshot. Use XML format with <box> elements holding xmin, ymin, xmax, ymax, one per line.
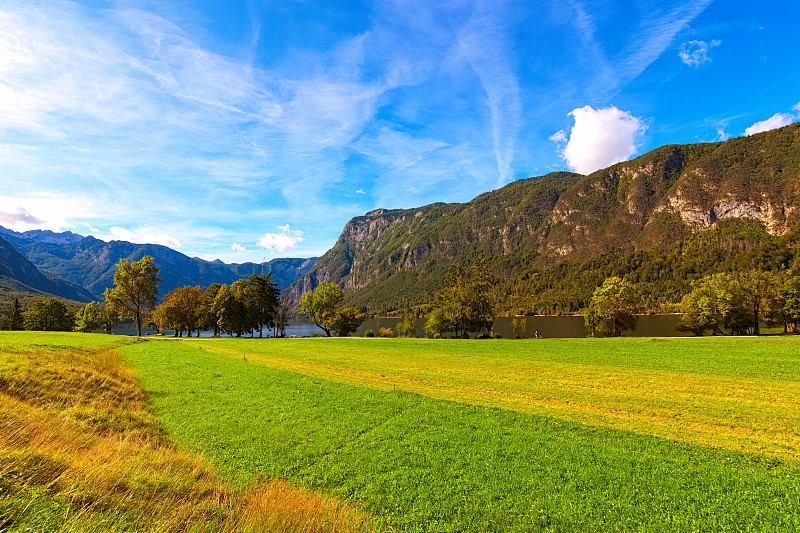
<box><xmin>124</xmin><ymin>339</ymin><xmax>800</xmax><ymax>533</ymax></box>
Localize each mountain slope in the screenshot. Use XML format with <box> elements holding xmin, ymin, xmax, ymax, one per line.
<box><xmin>1</xmin><ymin>229</ymin><xmax>316</xmax><ymax>299</ymax></box>
<box><xmin>0</xmin><ymin>235</ymin><xmax>94</xmax><ymax>303</ymax></box>
<box><xmin>289</xmin><ymin>124</ymin><xmax>800</xmax><ymax>313</ymax></box>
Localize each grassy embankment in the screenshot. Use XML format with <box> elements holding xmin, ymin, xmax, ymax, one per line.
<box><xmin>122</xmin><ymin>336</ymin><xmax>800</xmax><ymax>532</ymax></box>
<box><xmin>0</xmin><ymin>332</ymin><xmax>373</xmax><ymax>532</ymax></box>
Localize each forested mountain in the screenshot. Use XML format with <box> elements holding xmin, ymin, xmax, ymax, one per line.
<box><xmin>288</xmin><ymin>124</ymin><xmax>800</xmax><ymax>315</ymax></box>
<box><xmin>0</xmin><ymin>228</ymin><xmax>316</xmax><ymax>301</ymax></box>
<box><xmin>0</xmin><ymin>235</ymin><xmax>94</xmax><ymax>304</ymax></box>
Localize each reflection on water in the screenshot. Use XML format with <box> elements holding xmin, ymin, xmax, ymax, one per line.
<box><xmin>109</xmin><ymin>315</ymin><xmax>689</xmax><ymax>338</ymax></box>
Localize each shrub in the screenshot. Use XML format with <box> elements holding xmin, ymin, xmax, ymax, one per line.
<box><xmin>377</xmin><ymin>327</ymin><xmax>394</xmax><ymax>338</ymax></box>
<box><xmin>363</xmin><ymin>329</ymin><xmax>375</xmax><ymax>337</ymax></box>
<box><xmin>493</xmin><ymin>332</ymin><xmax>502</xmax><ymax>339</ymax></box>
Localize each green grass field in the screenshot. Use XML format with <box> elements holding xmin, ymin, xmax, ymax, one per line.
<box><xmin>119</xmin><ymin>336</ymin><xmax>800</xmax><ymax>532</ymax></box>
<box><xmin>0</xmin><ymin>332</ymin><xmax>372</xmax><ymax>532</ymax></box>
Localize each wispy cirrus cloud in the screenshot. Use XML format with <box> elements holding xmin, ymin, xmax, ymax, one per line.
<box><xmin>564</xmin><ymin>0</ymin><xmax>715</xmax><ymax>97</ymax></box>
<box><xmin>456</xmin><ymin>0</ymin><xmax>522</xmax><ymax>187</ymax></box>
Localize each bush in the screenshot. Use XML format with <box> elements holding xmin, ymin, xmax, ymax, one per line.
<box><xmin>364</xmin><ymin>329</ymin><xmax>375</xmax><ymax>337</ymax></box>
<box><xmin>433</xmin><ymin>333</ymin><xmax>441</xmax><ymax>339</ymax></box>
<box><xmin>493</xmin><ymin>332</ymin><xmax>502</xmax><ymax>339</ymax></box>
<box><xmin>377</xmin><ymin>327</ymin><xmax>394</xmax><ymax>338</ymax></box>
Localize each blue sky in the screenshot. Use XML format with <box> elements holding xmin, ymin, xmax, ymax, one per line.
<box><xmin>0</xmin><ymin>0</ymin><xmax>798</xmax><ymax>263</ymax></box>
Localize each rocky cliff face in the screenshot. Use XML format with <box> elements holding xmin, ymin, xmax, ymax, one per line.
<box><xmin>289</xmin><ymin>124</ymin><xmax>800</xmax><ymax>312</ymax></box>
<box><xmin>536</xmin><ymin>124</ymin><xmax>800</xmax><ymax>262</ymax></box>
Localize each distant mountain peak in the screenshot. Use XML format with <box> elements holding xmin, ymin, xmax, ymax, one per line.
<box><xmin>0</xmin><ymin>225</ymin><xmax>84</xmax><ymax>245</ymax></box>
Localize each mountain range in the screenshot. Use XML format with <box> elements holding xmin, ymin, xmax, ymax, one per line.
<box><xmin>1</xmin><ymin>123</ymin><xmax>799</xmax><ymax>315</ymax></box>
<box><xmin>0</xmin><ymin>226</ymin><xmax>316</xmax><ymax>306</ymax></box>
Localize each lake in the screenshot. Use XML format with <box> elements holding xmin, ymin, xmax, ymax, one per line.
<box><xmin>110</xmin><ymin>314</ymin><xmax>689</xmax><ymax>338</ymax></box>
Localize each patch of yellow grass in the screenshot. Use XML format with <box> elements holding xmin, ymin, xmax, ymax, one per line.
<box><xmin>202</xmin><ymin>339</ymin><xmax>800</xmax><ymax>463</ymax></box>
<box><xmin>0</xmin><ymin>344</ymin><xmax>374</xmax><ymax>532</ymax></box>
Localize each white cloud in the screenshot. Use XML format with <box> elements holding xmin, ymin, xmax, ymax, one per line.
<box><xmin>552</xmin><ymin>105</ymin><xmax>646</xmax><ymax>174</ymax></box>
<box><xmin>679</xmin><ymin>39</ymin><xmax>720</xmax><ymax>68</ymax></box>
<box><xmin>258</xmin><ymin>225</ymin><xmax>304</xmax><ymax>252</ymax></box>
<box><xmin>0</xmin><ymin>194</ymin><xmax>93</xmax><ymax>232</ymax></box>
<box><xmin>356</xmin><ymin>189</ymin><xmax>366</xmax><ymax>194</ymax></box>
<box><xmin>231</xmin><ymin>242</ymin><xmax>247</xmax><ymax>253</ymax></box>
<box><xmin>107</xmin><ymin>226</ymin><xmax>182</xmax><ymax>248</ymax></box>
<box><xmin>744</xmin><ymin>112</ymin><xmax>796</xmax><ymax>136</ymax></box>
<box><xmin>0</xmin><ymin>208</ymin><xmax>44</xmax><ymax>229</ymax></box>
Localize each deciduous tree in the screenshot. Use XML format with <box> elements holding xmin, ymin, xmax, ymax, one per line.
<box><xmin>214</xmin><ymin>280</ymin><xmax>251</xmax><ymax>337</ymax></box>
<box><xmin>584</xmin><ymin>277</ymin><xmax>642</xmax><ymax>337</ymax></box>
<box><xmin>153</xmin><ymin>285</ymin><xmax>204</xmax><ymax>336</ymax></box>
<box><xmin>323</xmin><ymin>307</ymin><xmax>364</xmax><ymax>337</ymax></box>
<box><xmin>73</xmin><ymin>301</ymin><xmax>101</xmax><ymax>333</ymax></box>
<box><xmin>104</xmin><ymin>256</ymin><xmax>161</xmax><ymax>337</ymax></box>
<box><xmin>23</xmin><ymin>298</ymin><xmax>73</xmax><ymax>331</ymax></box>
<box><xmin>299</xmin><ymin>282</ymin><xmax>343</xmax><ymax>337</ymax></box>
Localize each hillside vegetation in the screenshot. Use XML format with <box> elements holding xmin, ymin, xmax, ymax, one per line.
<box><xmin>290</xmin><ymin>124</ymin><xmax>800</xmax><ymax>315</ymax></box>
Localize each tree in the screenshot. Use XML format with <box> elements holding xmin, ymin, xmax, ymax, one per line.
<box><xmin>425</xmin><ymin>257</ymin><xmax>496</xmax><ymax>338</ymax></box>
<box><xmin>273</xmin><ymin>296</ymin><xmax>291</xmax><ymax>338</ymax></box>
<box><xmin>73</xmin><ymin>301</ymin><xmax>101</xmax><ymax>333</ymax></box>
<box><xmin>510</xmin><ymin>317</ymin><xmax>526</xmax><ymax>339</ymax></box>
<box><xmin>466</xmin><ymin>255</ymin><xmax>494</xmax><ymax>336</ymax></box>
<box><xmin>199</xmin><ymin>284</ymin><xmax>224</xmax><ymax>336</ymax></box>
<box><xmin>1</xmin><ymin>298</ymin><xmax>24</xmax><ymax>331</ymax></box>
<box><xmin>23</xmin><ymin>298</ymin><xmax>74</xmax><ymax>331</ymax></box>
<box><xmin>779</xmin><ymin>275</ymin><xmax>800</xmax><ymax>333</ymax></box>
<box><xmin>156</xmin><ymin>285</ymin><xmax>204</xmax><ymax>336</ymax></box>
<box><xmin>323</xmin><ymin>307</ymin><xmax>364</xmax><ymax>336</ymax></box>
<box><xmin>424</xmin><ymin>307</ymin><xmax>453</xmax><ymax>338</ymax></box>
<box><xmin>299</xmin><ymin>282</ymin><xmax>343</xmax><ymax>337</ymax></box>
<box><xmin>676</xmin><ymin>274</ymin><xmax>733</xmax><ymax>336</ymax></box>
<box><xmin>100</xmin><ymin>305</ymin><xmax>116</xmax><ymax>334</ymax></box>
<box><xmin>214</xmin><ymin>281</ymin><xmax>251</xmax><ymax>337</ymax></box>
<box><xmin>584</xmin><ymin>277</ymin><xmax>642</xmax><ymax>337</ymax></box>
<box><xmin>245</xmin><ymin>274</ymin><xmax>280</xmax><ymax>338</ymax></box>
<box><xmin>104</xmin><ymin>256</ymin><xmax>161</xmax><ymax>337</ymax></box>
<box><xmin>396</xmin><ymin>316</ymin><xmax>416</xmax><ymax>337</ymax></box>
<box><xmin>676</xmin><ymin>271</ymin><xmax>777</xmax><ymax>336</ymax></box>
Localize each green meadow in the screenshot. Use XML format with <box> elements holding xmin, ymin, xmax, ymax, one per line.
<box><xmin>117</xmin><ymin>336</ymin><xmax>800</xmax><ymax>532</ymax></box>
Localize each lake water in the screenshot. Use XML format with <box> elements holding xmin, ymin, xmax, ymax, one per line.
<box><xmin>352</xmin><ymin>314</ymin><xmax>690</xmax><ymax>338</ymax></box>
<box><xmin>110</xmin><ymin>314</ymin><xmax>689</xmax><ymax>338</ymax></box>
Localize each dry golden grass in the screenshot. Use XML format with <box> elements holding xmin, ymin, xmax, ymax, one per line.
<box><xmin>0</xmin><ymin>341</ymin><xmax>374</xmax><ymax>532</ymax></box>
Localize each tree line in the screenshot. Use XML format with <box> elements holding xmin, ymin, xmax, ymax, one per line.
<box><xmin>5</xmin><ymin>251</ymin><xmax>800</xmax><ymax>338</ymax></box>
<box><xmin>1</xmin><ymin>256</ymin><xmax>289</xmax><ymax>337</ymax></box>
